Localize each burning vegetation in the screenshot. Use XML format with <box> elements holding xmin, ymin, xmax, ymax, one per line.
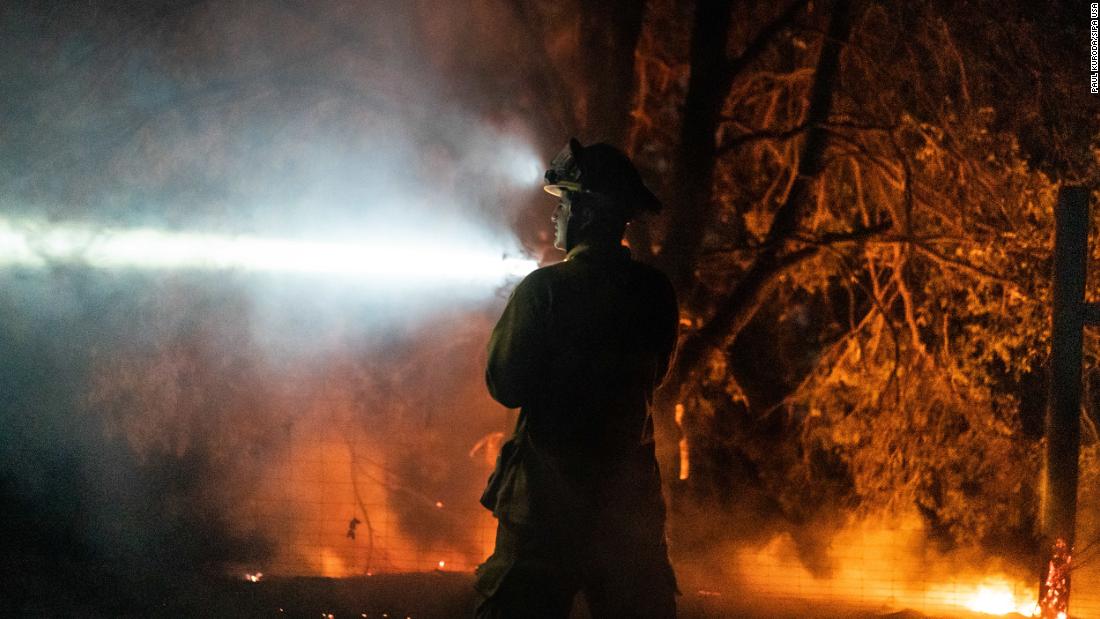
<box><xmin>1</xmin><ymin>0</ymin><xmax>1099</xmax><ymax>616</ymax></box>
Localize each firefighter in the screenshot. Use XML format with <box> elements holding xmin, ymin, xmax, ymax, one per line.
<box><xmin>475</xmin><ymin>139</ymin><xmax>679</xmax><ymax>618</ymax></box>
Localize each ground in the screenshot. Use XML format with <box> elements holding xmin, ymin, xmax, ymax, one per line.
<box><xmin>1</xmin><ymin>566</ymin><xmax>1040</xmax><ymax>618</ymax></box>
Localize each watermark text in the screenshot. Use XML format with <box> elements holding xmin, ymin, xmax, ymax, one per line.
<box><xmin>1091</xmin><ymin>3</ymin><xmax>1098</xmax><ymax>92</ymax></box>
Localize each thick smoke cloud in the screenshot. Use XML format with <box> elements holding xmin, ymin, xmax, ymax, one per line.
<box><xmin>0</xmin><ymin>0</ymin><xmax>551</xmax><ymax>601</ymax></box>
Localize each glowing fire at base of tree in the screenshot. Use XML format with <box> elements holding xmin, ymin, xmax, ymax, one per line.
<box><xmin>1037</xmin><ymin>539</ymin><xmax>1072</xmax><ymax>619</ymax></box>
<box><xmin>727</xmin><ymin>520</ymin><xmax>1051</xmax><ymax>617</ymax></box>
<box><xmin>955</xmin><ymin>582</ymin><xmax>1037</xmax><ymax>616</ymax></box>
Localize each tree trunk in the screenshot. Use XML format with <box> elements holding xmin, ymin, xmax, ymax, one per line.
<box><xmin>659</xmin><ymin>0</ymin><xmax>812</xmax><ymax>293</ymax></box>
<box><xmin>577</xmin><ymin>0</ymin><xmax>647</xmax><ymax>146</ymax></box>
<box><xmin>666</xmin><ymin>0</ymin><xmax>852</xmax><ymax>394</ymax></box>
<box><xmin>658</xmin><ymin>0</ymin><xmax>735</xmax><ymax>293</ymax></box>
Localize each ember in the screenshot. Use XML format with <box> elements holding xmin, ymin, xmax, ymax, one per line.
<box><xmin>674</xmin><ymin>403</ymin><xmax>690</xmax><ymax>480</ymax></box>
<box><xmin>1038</xmin><ymin>539</ymin><xmax>1072</xmax><ymax>619</ymax></box>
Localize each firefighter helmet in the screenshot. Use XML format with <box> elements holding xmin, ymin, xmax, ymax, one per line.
<box><xmin>543</xmin><ymin>138</ymin><xmax>661</xmax><ymax>220</ymax></box>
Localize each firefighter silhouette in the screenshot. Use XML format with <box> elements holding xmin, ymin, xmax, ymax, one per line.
<box><xmin>475</xmin><ymin>139</ymin><xmax>679</xmax><ymax>618</ymax></box>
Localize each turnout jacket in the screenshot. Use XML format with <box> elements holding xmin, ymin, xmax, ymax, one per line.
<box><xmin>480</xmin><ymin>243</ymin><xmax>679</xmax><ymax>530</ymax></box>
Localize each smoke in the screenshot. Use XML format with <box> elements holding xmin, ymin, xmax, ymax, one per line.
<box><xmin>0</xmin><ymin>0</ymin><xmax>554</xmax><ymax>602</ymax></box>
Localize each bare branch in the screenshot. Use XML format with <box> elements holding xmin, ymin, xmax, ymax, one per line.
<box><xmin>904</xmin><ymin>241</ymin><xmax>1034</xmax><ymax>299</ymax></box>
<box><xmin>667</xmin><ymin>0</ymin><xmax>854</xmax><ymax>391</ymax></box>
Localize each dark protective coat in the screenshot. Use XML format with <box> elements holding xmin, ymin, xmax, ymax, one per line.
<box><xmin>476</xmin><ymin>242</ymin><xmax>679</xmax><ymax>616</ymax></box>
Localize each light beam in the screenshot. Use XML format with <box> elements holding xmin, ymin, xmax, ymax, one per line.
<box><xmin>0</xmin><ymin>216</ymin><xmax>538</xmax><ymax>287</ymax></box>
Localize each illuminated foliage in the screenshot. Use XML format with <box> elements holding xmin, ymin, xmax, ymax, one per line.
<box><xmin>627</xmin><ymin>0</ymin><xmax>1098</xmax><ymax>560</ymax></box>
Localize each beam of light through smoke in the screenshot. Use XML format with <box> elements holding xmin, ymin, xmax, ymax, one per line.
<box><xmin>0</xmin><ymin>215</ymin><xmax>537</xmax><ymax>286</ymax></box>
<box><xmin>498</xmin><ymin>148</ymin><xmax>544</xmax><ymax>187</ymax></box>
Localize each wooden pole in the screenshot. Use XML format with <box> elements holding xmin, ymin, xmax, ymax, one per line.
<box><xmin>1041</xmin><ymin>185</ymin><xmax>1090</xmax><ymax>616</ymax></box>
<box><xmin>1046</xmin><ymin>185</ymin><xmax>1088</xmax><ymax>547</ymax></box>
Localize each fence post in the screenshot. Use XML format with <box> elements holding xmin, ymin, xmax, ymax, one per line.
<box><xmin>1041</xmin><ymin>185</ymin><xmax>1091</xmax><ymax>616</ymax></box>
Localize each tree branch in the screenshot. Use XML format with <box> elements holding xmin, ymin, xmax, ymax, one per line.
<box><xmin>661</xmin><ymin>0</ymin><xmax>813</xmax><ymax>291</ymax></box>
<box><xmin>715</xmin><ymin>118</ymin><xmax>897</xmax><ymax>157</ymax></box>
<box><xmin>667</xmin><ymin>0</ymin><xmax>853</xmax><ymax>392</ymax></box>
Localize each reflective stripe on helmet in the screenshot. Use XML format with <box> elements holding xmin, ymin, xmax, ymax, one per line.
<box><xmin>544</xmin><ymin>141</ymin><xmax>581</xmax><ymax>190</ymax></box>
<box><xmin>543</xmin><ymin>181</ymin><xmax>582</xmax><ymax>197</ymax></box>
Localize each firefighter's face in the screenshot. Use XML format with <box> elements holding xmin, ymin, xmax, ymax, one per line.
<box><xmin>552</xmin><ymin>193</ymin><xmax>572</xmax><ymax>250</ymax></box>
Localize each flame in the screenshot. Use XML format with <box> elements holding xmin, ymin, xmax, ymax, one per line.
<box><xmin>320</xmin><ymin>548</ymin><xmax>349</xmax><ymax>578</ymax></box>
<box><xmin>727</xmin><ymin>514</ymin><xmax>1039</xmax><ymax>617</ymax></box>
<box><xmin>244</xmin><ymin>571</ymin><xmax>263</xmax><ymax>583</ymax></box>
<box><xmin>1037</xmin><ymin>539</ymin><xmax>1072</xmax><ymax>619</ymax></box>
<box><xmin>674</xmin><ymin>403</ymin><xmax>690</xmax><ymax>480</ymax></box>
<box><xmin>952</xmin><ymin>580</ymin><xmax>1038</xmax><ymax>616</ymax></box>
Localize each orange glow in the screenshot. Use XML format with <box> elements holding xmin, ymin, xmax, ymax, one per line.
<box><xmin>674</xmin><ymin>403</ymin><xmax>689</xmax><ymax>480</ymax></box>
<box><xmin>949</xmin><ymin>580</ymin><xmax>1037</xmax><ymax>616</ymax></box>
<box><xmin>237</xmin><ymin>414</ymin><xmax>495</xmax><ymax>576</ymax></box>
<box><xmin>469</xmin><ymin>432</ymin><xmax>505</xmax><ymax>467</ymax></box>
<box><xmin>677</xmin><ymin>438</ymin><xmax>690</xmax><ymax>480</ymax></box>
<box><xmin>320</xmin><ymin>548</ymin><xmax>349</xmax><ymax>578</ymax></box>
<box><xmin>1037</xmin><ymin>539</ymin><xmax>1071</xmax><ymax>619</ymax></box>
<box><xmin>728</xmin><ymin>513</ymin><xmax>1038</xmax><ymax>617</ymax></box>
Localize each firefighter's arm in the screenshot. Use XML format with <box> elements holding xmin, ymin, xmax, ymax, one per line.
<box><xmin>486</xmin><ymin>273</ymin><xmax>549</xmax><ymax>408</ymax></box>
